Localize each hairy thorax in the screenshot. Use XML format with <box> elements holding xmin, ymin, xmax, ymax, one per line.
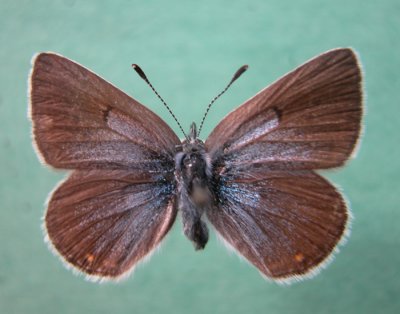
<box><xmin>175</xmin><ymin>123</ymin><xmax>213</xmax><ymax>250</ymax></box>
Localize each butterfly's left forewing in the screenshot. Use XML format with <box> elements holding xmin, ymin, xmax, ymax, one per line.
<box><xmin>29</xmin><ymin>53</ymin><xmax>179</xmax><ymax>170</ymax></box>
<box><xmin>206</xmin><ymin>48</ymin><xmax>362</xmax><ymax>282</ymax></box>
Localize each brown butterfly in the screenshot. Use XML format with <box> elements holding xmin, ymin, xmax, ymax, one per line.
<box><xmin>29</xmin><ymin>48</ymin><xmax>363</xmax><ymax>283</ymax></box>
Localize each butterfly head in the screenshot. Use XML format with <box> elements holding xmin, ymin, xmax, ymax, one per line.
<box><xmin>180</xmin><ymin>122</ymin><xmax>205</xmax><ymax>149</ymax></box>
<box><xmin>189</xmin><ymin>122</ymin><xmax>198</xmax><ymax>141</ymax></box>
<box><xmin>175</xmin><ymin>122</ymin><xmax>211</xmax><ymax>177</ymax></box>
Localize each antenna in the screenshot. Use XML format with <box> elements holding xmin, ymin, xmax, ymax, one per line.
<box><xmin>132</xmin><ymin>64</ymin><xmax>188</xmax><ymax>139</ymax></box>
<box><xmin>197</xmin><ymin>65</ymin><xmax>248</xmax><ymax>136</ymax></box>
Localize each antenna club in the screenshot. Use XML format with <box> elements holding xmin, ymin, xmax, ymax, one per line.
<box><xmin>132</xmin><ymin>64</ymin><xmax>148</xmax><ymax>81</ymax></box>
<box><xmin>231</xmin><ymin>64</ymin><xmax>249</xmax><ymax>83</ymax></box>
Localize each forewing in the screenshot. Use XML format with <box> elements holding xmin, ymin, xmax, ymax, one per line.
<box><xmin>29</xmin><ymin>53</ymin><xmax>180</xmax><ymax>170</ymax></box>
<box><xmin>207</xmin><ymin>169</ymin><xmax>349</xmax><ymax>282</ymax></box>
<box><xmin>206</xmin><ymin>48</ymin><xmax>362</xmax><ymax>171</ymax></box>
<box><xmin>45</xmin><ymin>169</ymin><xmax>177</xmax><ymax>280</ymax></box>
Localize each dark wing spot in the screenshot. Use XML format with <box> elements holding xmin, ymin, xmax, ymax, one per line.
<box><xmin>272</xmin><ymin>106</ymin><xmax>283</xmax><ymax>122</ymax></box>
<box><xmin>102</xmin><ymin>105</ymin><xmax>112</xmax><ymax>122</ymax></box>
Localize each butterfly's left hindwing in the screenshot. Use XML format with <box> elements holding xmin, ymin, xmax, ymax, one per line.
<box><xmin>45</xmin><ymin>170</ymin><xmax>177</xmax><ymax>280</ymax></box>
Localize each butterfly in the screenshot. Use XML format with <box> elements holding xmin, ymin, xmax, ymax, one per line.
<box><xmin>29</xmin><ymin>48</ymin><xmax>363</xmax><ymax>283</ymax></box>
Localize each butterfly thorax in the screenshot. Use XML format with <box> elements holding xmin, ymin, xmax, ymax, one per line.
<box><xmin>175</xmin><ymin>123</ymin><xmax>213</xmax><ymax>250</ymax></box>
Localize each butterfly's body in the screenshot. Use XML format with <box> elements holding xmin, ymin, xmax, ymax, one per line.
<box><xmin>29</xmin><ymin>48</ymin><xmax>363</xmax><ymax>283</ymax></box>
<box><xmin>175</xmin><ymin>123</ymin><xmax>213</xmax><ymax>250</ymax></box>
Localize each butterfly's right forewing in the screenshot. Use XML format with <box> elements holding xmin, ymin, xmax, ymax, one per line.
<box><xmin>206</xmin><ymin>48</ymin><xmax>362</xmax><ymax>171</ymax></box>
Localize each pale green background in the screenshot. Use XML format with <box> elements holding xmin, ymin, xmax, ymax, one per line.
<box><xmin>1</xmin><ymin>0</ymin><xmax>399</xmax><ymax>313</ymax></box>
